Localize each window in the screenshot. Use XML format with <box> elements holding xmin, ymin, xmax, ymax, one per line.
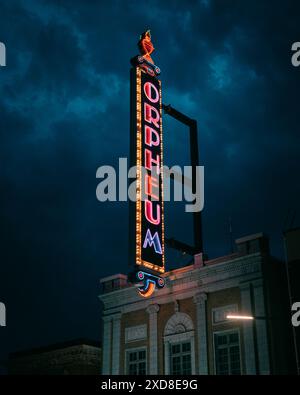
<box><xmin>170</xmin><ymin>342</ymin><xmax>192</xmax><ymax>375</ymax></box>
<box><xmin>214</xmin><ymin>331</ymin><xmax>241</xmax><ymax>375</ymax></box>
<box><xmin>164</xmin><ymin>312</ymin><xmax>195</xmax><ymax>374</ymax></box>
<box><xmin>126</xmin><ymin>348</ymin><xmax>146</xmax><ymax>375</ymax></box>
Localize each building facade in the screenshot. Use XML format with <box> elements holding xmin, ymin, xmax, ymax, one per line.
<box><xmin>8</xmin><ymin>339</ymin><xmax>101</xmax><ymax>375</ymax></box>
<box><xmin>99</xmin><ymin>233</ymin><xmax>293</xmax><ymax>375</ymax></box>
<box><xmin>284</xmin><ymin>227</ymin><xmax>300</xmax><ymax>374</ymax></box>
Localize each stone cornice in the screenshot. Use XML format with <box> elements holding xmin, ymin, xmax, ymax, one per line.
<box><xmin>99</xmin><ymin>253</ymin><xmax>263</xmax><ymax>313</ymax></box>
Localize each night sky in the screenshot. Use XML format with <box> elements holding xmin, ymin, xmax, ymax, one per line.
<box><xmin>0</xmin><ymin>0</ymin><xmax>299</xmax><ymax>368</ymax></box>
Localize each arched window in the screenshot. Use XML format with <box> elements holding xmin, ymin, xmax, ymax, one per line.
<box><xmin>164</xmin><ymin>312</ymin><xmax>196</xmax><ymax>374</ymax></box>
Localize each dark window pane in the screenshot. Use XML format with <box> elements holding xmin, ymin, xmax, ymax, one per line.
<box><xmin>229</xmin><ymin>333</ymin><xmax>238</xmax><ymax>343</ymax></box>
<box><xmin>182</xmin><ymin>354</ymin><xmax>191</xmax><ymax>374</ymax></box>
<box><xmin>172</xmin><ymin>356</ymin><xmax>181</xmax><ymax>375</ymax></box>
<box><xmin>172</xmin><ymin>344</ymin><xmax>180</xmax><ymax>354</ymax></box>
<box><xmin>139</xmin><ymin>362</ymin><xmax>146</xmax><ymax>375</ymax></box>
<box><xmin>182</xmin><ymin>342</ymin><xmax>191</xmax><ymax>352</ymax></box>
<box><xmin>183</xmin><ymin>364</ymin><xmax>191</xmax><ymax>374</ymax></box>
<box><xmin>173</xmin><ymin>356</ymin><xmax>180</xmax><ymax>364</ymax></box>
<box><xmin>139</xmin><ymin>350</ymin><xmax>146</xmax><ymax>360</ymax></box>
<box><xmin>215</xmin><ymin>332</ymin><xmax>240</xmax><ymax>375</ymax></box>
<box><xmin>129</xmin><ymin>352</ymin><xmax>137</xmax><ymax>362</ymax></box>
<box><xmin>129</xmin><ymin>364</ymin><xmax>137</xmax><ymax>375</ymax></box>
<box><xmin>217</xmin><ymin>335</ymin><xmax>227</xmax><ymax>346</ymax></box>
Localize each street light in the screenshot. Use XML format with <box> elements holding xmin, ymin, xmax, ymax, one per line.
<box><xmin>226</xmin><ymin>314</ymin><xmax>270</xmax><ymax>321</ymax></box>
<box><xmin>226</xmin><ymin>314</ymin><xmax>254</xmax><ymax>320</ymax></box>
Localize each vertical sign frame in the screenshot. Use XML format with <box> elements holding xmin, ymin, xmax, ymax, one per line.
<box><xmin>129</xmin><ymin>64</ymin><xmax>165</xmax><ymax>297</ymax></box>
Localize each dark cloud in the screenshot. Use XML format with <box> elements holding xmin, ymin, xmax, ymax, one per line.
<box><xmin>0</xmin><ymin>0</ymin><xmax>299</xmax><ymax>366</ymax></box>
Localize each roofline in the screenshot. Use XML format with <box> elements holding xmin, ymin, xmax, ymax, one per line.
<box><xmin>9</xmin><ymin>338</ymin><xmax>101</xmax><ymax>358</ymax></box>
<box><xmin>283</xmin><ymin>226</ymin><xmax>300</xmax><ymax>235</ymax></box>
<box><xmin>235</xmin><ymin>232</ymin><xmax>266</xmax><ymax>244</ymax></box>
<box><xmin>100</xmin><ymin>273</ymin><xmax>127</xmax><ymax>283</ymax></box>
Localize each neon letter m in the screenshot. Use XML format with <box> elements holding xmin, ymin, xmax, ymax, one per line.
<box><xmin>143</xmin><ymin>229</ymin><xmax>162</xmax><ymax>254</ymax></box>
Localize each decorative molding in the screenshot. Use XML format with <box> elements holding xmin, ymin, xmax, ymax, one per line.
<box><xmin>252</xmin><ymin>278</ymin><xmax>264</xmax><ymax>289</ymax></box>
<box><xmin>164</xmin><ymin>312</ymin><xmax>194</xmax><ymax>337</ymax></box>
<box><xmin>164</xmin><ymin>330</ymin><xmax>194</xmax><ymax>344</ymax></box>
<box><xmin>125</xmin><ymin>324</ymin><xmax>147</xmax><ymax>343</ymax></box>
<box><xmin>146</xmin><ymin>304</ymin><xmax>160</xmax><ymax>315</ymax></box>
<box><xmin>212</xmin><ymin>304</ymin><xmax>238</xmax><ymax>325</ymax></box>
<box><xmin>239</xmin><ymin>281</ymin><xmax>252</xmax><ymax>292</ymax></box>
<box><xmin>112</xmin><ymin>313</ymin><xmax>122</xmax><ymax>320</ymax></box>
<box><xmin>102</xmin><ymin>315</ymin><xmax>113</xmax><ymax>323</ymax></box>
<box><xmin>99</xmin><ymin>253</ymin><xmax>263</xmax><ymax>313</ymax></box>
<box><xmin>193</xmin><ymin>292</ymin><xmax>207</xmax><ymax>305</ymax></box>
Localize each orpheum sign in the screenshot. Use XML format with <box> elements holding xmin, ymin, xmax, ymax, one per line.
<box><xmin>129</xmin><ymin>31</ymin><xmax>165</xmax><ymax>297</ymax></box>
<box><xmin>136</xmin><ymin>68</ymin><xmax>164</xmax><ymax>271</ymax></box>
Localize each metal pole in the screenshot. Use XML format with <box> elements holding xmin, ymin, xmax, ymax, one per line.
<box><xmin>190</xmin><ymin>119</ymin><xmax>203</xmax><ymax>253</ymax></box>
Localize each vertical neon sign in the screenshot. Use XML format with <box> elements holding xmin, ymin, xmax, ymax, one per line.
<box><xmin>136</xmin><ymin>68</ymin><xmax>165</xmax><ymax>272</ymax></box>
<box><xmin>129</xmin><ymin>32</ymin><xmax>165</xmax><ymax>297</ymax></box>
